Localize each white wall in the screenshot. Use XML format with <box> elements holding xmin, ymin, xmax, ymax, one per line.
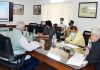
<box><xmin>0</xmin><ymin>0</ymin><xmax>74</xmax><ymax>25</ymax></box>
<box><xmin>0</xmin><ymin>0</ymin><xmax>35</xmax><ymax>25</ymax></box>
<box><xmin>73</xmin><ymin>0</ymin><xmax>100</xmax><ymax>31</ymax></box>
<box><xmin>33</xmin><ymin>0</ymin><xmax>73</xmax><ymax>5</ymax></box>
<box><xmin>33</xmin><ymin>0</ymin><xmax>100</xmax><ymax>31</ymax></box>
<box><xmin>1</xmin><ymin>0</ymin><xmax>99</xmax><ymax>31</ymax></box>
<box><xmin>33</xmin><ymin>0</ymin><xmax>74</xmax><ymax>24</ymax></box>
<box><xmin>41</xmin><ymin>3</ymin><xmax>73</xmax><ymax>26</ymax></box>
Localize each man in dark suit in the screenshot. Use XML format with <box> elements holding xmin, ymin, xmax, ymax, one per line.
<box><xmin>86</xmin><ymin>27</ymin><xmax>100</xmax><ymax>70</ymax></box>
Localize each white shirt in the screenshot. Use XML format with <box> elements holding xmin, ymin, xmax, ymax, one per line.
<box><xmin>8</xmin><ymin>29</ymin><xmax>41</xmax><ymax>60</ymax></box>
<box><xmin>57</xmin><ymin>24</ymin><xmax>65</xmax><ymax>28</ymax></box>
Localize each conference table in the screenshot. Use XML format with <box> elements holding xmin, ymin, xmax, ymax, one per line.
<box><xmin>0</xmin><ymin>28</ymin><xmax>94</xmax><ymax>70</ymax></box>
<box><xmin>27</xmin><ymin>45</ymin><xmax>94</xmax><ymax>70</ymax></box>
<box><xmin>24</xmin><ymin>33</ymin><xmax>95</xmax><ymax>70</ymax></box>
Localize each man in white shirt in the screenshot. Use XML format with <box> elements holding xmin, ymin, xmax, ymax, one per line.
<box><xmin>58</xmin><ymin>18</ymin><xmax>65</xmax><ymax>28</ymax></box>
<box><xmin>57</xmin><ymin>18</ymin><xmax>66</xmax><ymax>40</ymax></box>
<box><xmin>8</xmin><ymin>21</ymin><xmax>40</xmax><ymax>70</ymax></box>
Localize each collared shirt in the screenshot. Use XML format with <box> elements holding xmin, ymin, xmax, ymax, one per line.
<box><xmin>8</xmin><ymin>29</ymin><xmax>40</xmax><ymax>56</ymax></box>
<box><xmin>8</xmin><ymin>29</ymin><xmax>26</xmax><ymax>56</ymax></box>
<box><xmin>57</xmin><ymin>24</ymin><xmax>65</xmax><ymax>28</ymax></box>
<box><xmin>65</xmin><ymin>31</ymin><xmax>85</xmax><ymax>47</ymax></box>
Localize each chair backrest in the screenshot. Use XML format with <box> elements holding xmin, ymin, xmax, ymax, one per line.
<box><xmin>55</xmin><ymin>27</ymin><xmax>63</xmax><ymax>40</ymax></box>
<box><xmin>27</xmin><ymin>23</ymin><xmax>37</xmax><ymax>33</ymax></box>
<box><xmin>83</xmin><ymin>31</ymin><xmax>91</xmax><ymax>46</ymax></box>
<box><xmin>35</xmin><ymin>24</ymin><xmax>45</xmax><ymax>33</ymax></box>
<box><xmin>0</xmin><ymin>34</ymin><xmax>14</xmax><ymax>62</ymax></box>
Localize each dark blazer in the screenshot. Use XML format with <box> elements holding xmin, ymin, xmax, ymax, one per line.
<box><xmin>86</xmin><ymin>39</ymin><xmax>100</xmax><ymax>70</ymax></box>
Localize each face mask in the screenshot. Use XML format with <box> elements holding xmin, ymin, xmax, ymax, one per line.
<box><xmin>60</xmin><ymin>21</ymin><xmax>63</xmax><ymax>24</ymax></box>
<box><xmin>71</xmin><ymin>32</ymin><xmax>76</xmax><ymax>36</ymax></box>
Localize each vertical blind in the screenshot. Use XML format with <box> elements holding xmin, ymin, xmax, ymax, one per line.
<box><xmin>41</xmin><ymin>3</ymin><xmax>73</xmax><ymax>26</ymax></box>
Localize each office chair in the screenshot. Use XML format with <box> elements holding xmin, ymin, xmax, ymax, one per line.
<box><xmin>27</xmin><ymin>23</ymin><xmax>37</xmax><ymax>36</ymax></box>
<box><xmin>0</xmin><ymin>34</ymin><xmax>26</xmax><ymax>70</ymax></box>
<box><xmin>27</xmin><ymin>23</ymin><xmax>37</xmax><ymax>33</ymax></box>
<box><xmin>35</xmin><ymin>24</ymin><xmax>45</xmax><ymax>34</ymax></box>
<box><xmin>56</xmin><ymin>26</ymin><xmax>65</xmax><ymax>41</ymax></box>
<box><xmin>83</xmin><ymin>31</ymin><xmax>91</xmax><ymax>46</ymax></box>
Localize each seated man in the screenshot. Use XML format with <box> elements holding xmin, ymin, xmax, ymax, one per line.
<box><xmin>57</xmin><ymin>18</ymin><xmax>66</xmax><ymax>40</ymax></box>
<box><xmin>8</xmin><ymin>21</ymin><xmax>40</xmax><ymax>70</ymax></box>
<box><xmin>58</xmin><ymin>18</ymin><xmax>65</xmax><ymax>29</ymax></box>
<box><xmin>65</xmin><ymin>20</ymin><xmax>74</xmax><ymax>37</ymax></box>
<box><xmin>85</xmin><ymin>27</ymin><xmax>100</xmax><ymax>70</ymax></box>
<box><xmin>38</xmin><ymin>20</ymin><xmax>55</xmax><ymax>39</ymax></box>
<box><xmin>65</xmin><ymin>26</ymin><xmax>85</xmax><ymax>47</ymax></box>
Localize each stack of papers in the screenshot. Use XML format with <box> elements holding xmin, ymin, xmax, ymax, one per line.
<box><xmin>56</xmin><ymin>42</ymin><xmax>84</xmax><ymax>53</ymax></box>
<box><xmin>47</xmin><ymin>53</ymin><xmax>61</xmax><ymax>61</ymax></box>
<box><xmin>19</xmin><ymin>36</ymin><xmax>40</xmax><ymax>51</ymax></box>
<box><xmin>56</xmin><ymin>41</ymin><xmax>79</xmax><ymax>48</ymax></box>
<box><xmin>66</xmin><ymin>53</ymin><xmax>85</xmax><ymax>66</ymax></box>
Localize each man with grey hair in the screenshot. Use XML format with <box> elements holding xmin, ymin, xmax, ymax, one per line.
<box><xmin>16</xmin><ymin>21</ymin><xmax>25</xmax><ymax>31</ymax></box>
<box><xmin>8</xmin><ymin>21</ymin><xmax>40</xmax><ymax>70</ymax></box>
<box><xmin>85</xmin><ymin>27</ymin><xmax>100</xmax><ymax>70</ymax></box>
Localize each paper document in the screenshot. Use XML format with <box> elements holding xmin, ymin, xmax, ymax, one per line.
<box><xmin>29</xmin><ymin>41</ymin><xmax>40</xmax><ymax>49</ymax></box>
<box><xmin>57</xmin><ymin>41</ymin><xmax>79</xmax><ymax>48</ymax></box>
<box><xmin>19</xmin><ymin>36</ymin><xmax>40</xmax><ymax>51</ymax></box>
<box><xmin>47</xmin><ymin>53</ymin><xmax>61</xmax><ymax>61</ymax></box>
<box><xmin>66</xmin><ymin>53</ymin><xmax>85</xmax><ymax>66</ymax></box>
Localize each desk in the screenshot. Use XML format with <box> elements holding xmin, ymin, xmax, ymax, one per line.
<box><xmin>25</xmin><ymin>34</ymin><xmax>94</xmax><ymax>70</ymax></box>
<box><xmin>28</xmin><ymin>48</ymin><xmax>95</xmax><ymax>70</ymax></box>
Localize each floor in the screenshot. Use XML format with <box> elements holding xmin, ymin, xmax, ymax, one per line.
<box><xmin>0</xmin><ymin>62</ymin><xmax>56</xmax><ymax>70</ymax></box>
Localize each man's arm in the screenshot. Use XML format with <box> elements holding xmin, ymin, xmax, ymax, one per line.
<box><xmin>69</xmin><ymin>32</ymin><xmax>83</xmax><ymax>45</ymax></box>
<box><xmin>86</xmin><ymin>42</ymin><xmax>100</xmax><ymax>64</ymax></box>
<box><xmin>65</xmin><ymin>34</ymin><xmax>72</xmax><ymax>43</ymax></box>
<box><xmin>18</xmin><ymin>36</ymin><xmax>41</xmax><ymax>51</ymax></box>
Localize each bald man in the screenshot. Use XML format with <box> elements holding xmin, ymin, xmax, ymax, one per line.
<box><xmin>8</xmin><ymin>21</ymin><xmax>40</xmax><ymax>70</ymax></box>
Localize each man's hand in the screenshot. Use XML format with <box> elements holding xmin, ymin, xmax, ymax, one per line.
<box><xmin>84</xmin><ymin>47</ymin><xmax>89</xmax><ymax>57</ymax></box>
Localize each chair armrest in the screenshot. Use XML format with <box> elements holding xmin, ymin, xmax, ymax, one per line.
<box><xmin>14</xmin><ymin>54</ymin><xmax>26</xmax><ymax>61</ymax></box>
<box><xmin>8</xmin><ymin>54</ymin><xmax>26</xmax><ymax>62</ymax></box>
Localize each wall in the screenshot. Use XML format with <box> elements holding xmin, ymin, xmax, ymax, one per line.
<box><xmin>0</xmin><ymin>0</ymin><xmax>74</xmax><ymax>25</ymax></box>
<box><xmin>41</xmin><ymin>3</ymin><xmax>73</xmax><ymax>25</ymax></box>
<box><xmin>1</xmin><ymin>0</ymin><xmax>99</xmax><ymax>31</ymax></box>
<box><xmin>33</xmin><ymin>0</ymin><xmax>100</xmax><ymax>31</ymax></box>
<box><xmin>73</xmin><ymin>0</ymin><xmax>100</xmax><ymax>31</ymax></box>
<box><xmin>33</xmin><ymin>0</ymin><xmax>73</xmax><ymax>5</ymax></box>
<box><xmin>0</xmin><ymin>0</ymin><xmax>34</xmax><ymax>25</ymax></box>
<box><xmin>33</xmin><ymin>0</ymin><xmax>74</xmax><ymax>24</ymax></box>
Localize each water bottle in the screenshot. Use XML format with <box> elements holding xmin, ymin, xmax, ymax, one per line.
<box><xmin>32</xmin><ymin>28</ymin><xmax>36</xmax><ymax>40</ymax></box>
<box><xmin>85</xmin><ymin>39</ymin><xmax>92</xmax><ymax>56</ymax></box>
<box><xmin>87</xmin><ymin>39</ymin><xmax>92</xmax><ymax>51</ymax></box>
<box><xmin>87</xmin><ymin>42</ymin><xmax>92</xmax><ymax>51</ymax></box>
<box><xmin>52</xmin><ymin>34</ymin><xmax>57</xmax><ymax>48</ymax></box>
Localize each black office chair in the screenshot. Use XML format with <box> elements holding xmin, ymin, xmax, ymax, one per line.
<box><xmin>83</xmin><ymin>31</ymin><xmax>91</xmax><ymax>46</ymax></box>
<box><xmin>0</xmin><ymin>34</ymin><xmax>26</xmax><ymax>70</ymax></box>
<box><xmin>56</xmin><ymin>26</ymin><xmax>65</xmax><ymax>41</ymax></box>
<box><xmin>35</xmin><ymin>24</ymin><xmax>45</xmax><ymax>34</ymax></box>
<box><xmin>27</xmin><ymin>23</ymin><xmax>37</xmax><ymax>33</ymax></box>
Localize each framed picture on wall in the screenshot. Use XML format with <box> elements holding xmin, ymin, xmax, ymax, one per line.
<box><xmin>13</xmin><ymin>4</ymin><xmax>24</xmax><ymax>15</ymax></box>
<box><xmin>33</xmin><ymin>5</ymin><xmax>41</xmax><ymax>15</ymax></box>
<box><xmin>78</xmin><ymin>2</ymin><xmax>98</xmax><ymax>18</ymax></box>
